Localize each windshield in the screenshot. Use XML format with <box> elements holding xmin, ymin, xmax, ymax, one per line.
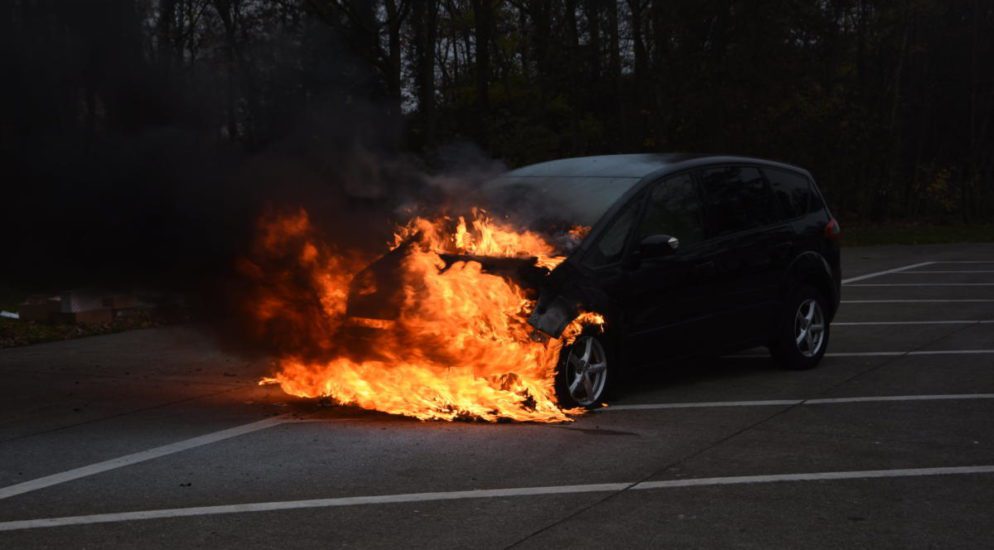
<box><xmin>479</xmin><ymin>175</ymin><xmax>641</xmax><ymax>232</ymax></box>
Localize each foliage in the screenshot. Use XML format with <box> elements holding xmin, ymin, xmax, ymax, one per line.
<box><xmin>3</xmin><ymin>0</ymin><xmax>993</xmax><ymax>223</ymax></box>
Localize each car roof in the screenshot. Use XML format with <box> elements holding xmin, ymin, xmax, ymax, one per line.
<box><xmin>504</xmin><ymin>153</ymin><xmax>810</xmax><ymax>181</ymax></box>
<box><xmin>505</xmin><ymin>154</ymin><xmax>688</xmax><ymax>178</ymax></box>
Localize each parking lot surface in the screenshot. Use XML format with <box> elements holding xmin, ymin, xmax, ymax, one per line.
<box><xmin>2</xmin><ymin>243</ymin><xmax>993</xmax><ymax>548</ymax></box>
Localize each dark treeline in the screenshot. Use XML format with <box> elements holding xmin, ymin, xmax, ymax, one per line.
<box><xmin>4</xmin><ymin>0</ymin><xmax>994</xmax><ymax>241</ymax></box>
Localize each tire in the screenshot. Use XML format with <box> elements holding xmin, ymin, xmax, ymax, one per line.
<box><xmin>555</xmin><ymin>332</ymin><xmax>611</xmax><ymax>408</ymax></box>
<box><xmin>770</xmin><ymin>284</ymin><xmax>830</xmax><ymax>370</ymax></box>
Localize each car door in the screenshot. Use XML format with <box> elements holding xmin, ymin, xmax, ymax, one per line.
<box><xmin>696</xmin><ymin>165</ymin><xmax>781</xmax><ymax>348</ymax></box>
<box><xmin>607</xmin><ymin>172</ymin><xmax>720</xmax><ymax>364</ymax></box>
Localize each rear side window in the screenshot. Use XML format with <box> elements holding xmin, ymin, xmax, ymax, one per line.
<box><xmin>582</xmin><ymin>197</ymin><xmax>640</xmax><ymax>268</ymax></box>
<box><xmin>764</xmin><ymin>168</ymin><xmax>818</xmax><ymax>219</ymax></box>
<box><xmin>699</xmin><ymin>166</ymin><xmax>775</xmax><ymax>237</ymax></box>
<box><xmin>637</xmin><ymin>173</ymin><xmax>704</xmax><ymax>248</ymax></box>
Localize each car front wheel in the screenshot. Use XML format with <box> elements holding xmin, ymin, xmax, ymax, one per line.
<box><xmin>555</xmin><ymin>333</ymin><xmax>609</xmax><ymax>408</ymax></box>
<box><xmin>770</xmin><ymin>285</ymin><xmax>830</xmax><ymax>370</ymax></box>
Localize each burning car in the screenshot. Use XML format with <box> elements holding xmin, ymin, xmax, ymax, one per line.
<box><xmin>339</xmin><ymin>154</ymin><xmax>842</xmax><ymax>410</ymax></box>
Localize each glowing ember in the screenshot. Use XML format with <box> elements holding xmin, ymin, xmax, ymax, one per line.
<box><xmin>243</xmin><ymin>208</ymin><xmax>602</xmax><ymax>422</ymax></box>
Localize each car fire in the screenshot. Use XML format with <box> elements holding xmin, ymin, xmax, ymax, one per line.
<box><xmin>243</xmin><ymin>208</ymin><xmax>603</xmax><ymax>422</ymax></box>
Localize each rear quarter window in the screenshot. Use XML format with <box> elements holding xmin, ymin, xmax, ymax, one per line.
<box><xmin>764</xmin><ymin>168</ymin><xmax>820</xmax><ymax>219</ymax></box>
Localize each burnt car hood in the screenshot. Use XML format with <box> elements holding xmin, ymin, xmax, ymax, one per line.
<box><xmin>345</xmin><ymin>241</ymin><xmax>551</xmax><ymax>323</ymax></box>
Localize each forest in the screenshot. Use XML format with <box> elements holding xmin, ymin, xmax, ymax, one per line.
<box><xmin>3</xmin><ymin>0</ymin><xmax>993</xmax><ymax>236</ymax></box>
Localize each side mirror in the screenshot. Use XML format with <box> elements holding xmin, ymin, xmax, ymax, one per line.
<box><xmin>639</xmin><ymin>234</ymin><xmax>680</xmax><ymax>259</ymax></box>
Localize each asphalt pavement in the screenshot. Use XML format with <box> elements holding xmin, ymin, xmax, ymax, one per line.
<box><xmin>1</xmin><ymin>243</ymin><xmax>993</xmax><ymax>549</ymax></box>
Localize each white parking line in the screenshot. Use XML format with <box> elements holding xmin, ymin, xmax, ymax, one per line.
<box><xmin>834</xmin><ymin>320</ymin><xmax>994</xmax><ymax>326</ymax></box>
<box><xmin>1</xmin><ymin>465</ymin><xmax>991</xmax><ymax>532</ymax></box>
<box><xmin>827</xmin><ymin>350</ymin><xmax>994</xmax><ymax>357</ymax></box>
<box><xmin>730</xmin><ymin>349</ymin><xmax>994</xmax><ymax>358</ymax></box>
<box><xmin>602</xmin><ymin>399</ymin><xmax>802</xmax><ymax>411</ymax></box>
<box><xmin>842</xmin><ymin>299</ymin><xmax>994</xmax><ymax>304</ymax></box>
<box><xmin>848</xmin><ymin>283</ymin><xmax>994</xmax><ymax>287</ymax></box>
<box><xmin>841</xmin><ymin>262</ymin><xmax>935</xmax><ymax>284</ymax></box>
<box><xmin>897</xmin><ymin>270</ymin><xmax>994</xmax><ymax>274</ymax></box>
<box><xmin>601</xmin><ymin>393</ymin><xmax>994</xmax><ymax>412</ymax></box>
<box><xmin>633</xmin><ymin>465</ymin><xmax>994</xmax><ymax>489</ymax></box>
<box><xmin>0</xmin><ymin>415</ymin><xmax>290</xmax><ymax>501</ymax></box>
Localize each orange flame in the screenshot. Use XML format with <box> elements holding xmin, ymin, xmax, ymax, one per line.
<box><xmin>245</xmin><ymin>208</ymin><xmax>601</xmax><ymax>422</ymax></box>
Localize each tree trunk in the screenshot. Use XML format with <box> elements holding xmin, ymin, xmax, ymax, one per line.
<box><xmin>606</xmin><ymin>0</ymin><xmax>623</xmax><ymax>147</ymax></box>
<box><xmin>412</xmin><ymin>0</ymin><xmax>439</xmax><ymax>147</ymax></box>
<box><xmin>384</xmin><ymin>0</ymin><xmax>406</xmax><ymax>100</ymax></box>
<box><xmin>471</xmin><ymin>0</ymin><xmax>492</xmax><ymax>145</ymax></box>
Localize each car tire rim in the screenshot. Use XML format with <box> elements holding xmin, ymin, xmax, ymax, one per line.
<box><xmin>794</xmin><ymin>298</ymin><xmax>825</xmax><ymax>358</ymax></box>
<box><xmin>565</xmin><ymin>336</ymin><xmax>608</xmax><ymax>406</ymax></box>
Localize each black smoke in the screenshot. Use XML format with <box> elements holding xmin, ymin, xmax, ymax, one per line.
<box><xmin>0</xmin><ymin>1</ymin><xmax>495</xmax><ymax>318</ymax></box>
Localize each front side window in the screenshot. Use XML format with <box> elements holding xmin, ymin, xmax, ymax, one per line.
<box><xmin>699</xmin><ymin>166</ymin><xmax>774</xmax><ymax>237</ymax></box>
<box><xmin>582</xmin><ymin>197</ymin><xmax>640</xmax><ymax>268</ymax></box>
<box><xmin>637</xmin><ymin>173</ymin><xmax>704</xmax><ymax>248</ymax></box>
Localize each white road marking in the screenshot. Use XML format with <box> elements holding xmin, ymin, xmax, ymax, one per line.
<box><xmin>830</xmin><ymin>350</ymin><xmax>994</xmax><ymax>357</ymax></box>
<box><xmin>932</xmin><ymin>261</ymin><xmax>994</xmax><ymax>264</ymax></box>
<box><xmin>897</xmin><ymin>270</ymin><xmax>994</xmax><ymax>274</ymax></box>
<box><xmin>2</xmin><ymin>465</ymin><xmax>992</xmax><ymax>531</ymax></box>
<box><xmin>0</xmin><ymin>415</ymin><xmax>289</xmax><ymax>501</ymax></box>
<box><xmin>842</xmin><ymin>299</ymin><xmax>994</xmax><ymax>304</ymax></box>
<box><xmin>0</xmin><ymin>483</ymin><xmax>633</xmax><ymax>531</ymax></box>
<box><xmin>841</xmin><ymin>262</ymin><xmax>935</xmax><ymax>284</ymax></box>
<box><xmin>602</xmin><ymin>393</ymin><xmax>994</xmax><ymax>412</ymax></box>
<box><xmin>633</xmin><ymin>465</ymin><xmax>994</xmax><ymax>490</ymax></box>
<box><xmin>834</xmin><ymin>320</ymin><xmax>994</xmax><ymax>326</ymax></box>
<box><xmin>602</xmin><ymin>399</ymin><xmax>802</xmax><ymax>411</ymax></box>
<box><xmin>847</xmin><ymin>283</ymin><xmax>994</xmax><ymax>287</ymax></box>
<box><xmin>729</xmin><ymin>349</ymin><xmax>994</xmax><ymax>358</ymax></box>
<box><xmin>804</xmin><ymin>394</ymin><xmax>994</xmax><ymax>404</ymax></box>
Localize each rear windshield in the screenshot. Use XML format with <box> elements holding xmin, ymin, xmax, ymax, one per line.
<box><xmin>479</xmin><ymin>175</ymin><xmax>641</xmax><ymax>230</ymax></box>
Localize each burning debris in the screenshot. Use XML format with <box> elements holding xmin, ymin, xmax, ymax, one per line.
<box><xmin>243</xmin><ymin>209</ymin><xmax>602</xmax><ymax>423</ymax></box>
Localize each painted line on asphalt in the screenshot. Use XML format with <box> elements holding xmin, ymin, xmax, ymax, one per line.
<box><xmin>847</xmin><ymin>283</ymin><xmax>994</xmax><ymax>287</ymax></box>
<box><xmin>834</xmin><ymin>320</ymin><xmax>994</xmax><ymax>326</ymax></box>
<box><xmin>728</xmin><ymin>349</ymin><xmax>994</xmax><ymax>359</ymax></box>
<box><xmin>932</xmin><ymin>261</ymin><xmax>994</xmax><ymax>264</ymax></box>
<box><xmin>842</xmin><ymin>299</ymin><xmax>994</xmax><ymax>304</ymax></box>
<box><xmin>633</xmin><ymin>465</ymin><xmax>994</xmax><ymax>490</ymax></box>
<box><xmin>2</xmin><ymin>465</ymin><xmax>993</xmax><ymax>531</ymax></box>
<box><xmin>805</xmin><ymin>393</ymin><xmax>994</xmax><ymax>404</ymax></box>
<box><xmin>601</xmin><ymin>399</ymin><xmax>802</xmax><ymax>411</ymax></box>
<box><xmin>898</xmin><ymin>270</ymin><xmax>994</xmax><ymax>274</ymax></box>
<box><xmin>601</xmin><ymin>393</ymin><xmax>994</xmax><ymax>412</ymax></box>
<box><xmin>841</xmin><ymin>262</ymin><xmax>935</xmax><ymax>284</ymax></box>
<box><xmin>0</xmin><ymin>483</ymin><xmax>633</xmax><ymax>532</ymax></box>
<box><xmin>0</xmin><ymin>415</ymin><xmax>290</xmax><ymax>501</ymax></box>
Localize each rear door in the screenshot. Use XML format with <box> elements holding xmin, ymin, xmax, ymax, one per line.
<box><xmin>696</xmin><ymin>165</ymin><xmax>780</xmax><ymax>347</ymax></box>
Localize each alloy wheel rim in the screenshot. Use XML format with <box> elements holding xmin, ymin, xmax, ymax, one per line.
<box><xmin>794</xmin><ymin>298</ymin><xmax>825</xmax><ymax>358</ymax></box>
<box><xmin>566</xmin><ymin>336</ymin><xmax>608</xmax><ymax>406</ymax></box>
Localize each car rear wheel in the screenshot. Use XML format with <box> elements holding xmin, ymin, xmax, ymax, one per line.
<box><xmin>770</xmin><ymin>285</ymin><xmax>830</xmax><ymax>370</ymax></box>
<box><xmin>555</xmin><ymin>333</ymin><xmax>609</xmax><ymax>408</ymax></box>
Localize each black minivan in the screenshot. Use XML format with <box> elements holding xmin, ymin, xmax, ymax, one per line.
<box><xmin>347</xmin><ymin>154</ymin><xmax>842</xmax><ymax>409</ymax></box>
<box><xmin>480</xmin><ymin>154</ymin><xmax>841</xmax><ymax>407</ymax></box>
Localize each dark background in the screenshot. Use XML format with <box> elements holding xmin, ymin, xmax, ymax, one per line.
<box><xmin>2</xmin><ymin>0</ymin><xmax>993</xmax><ymax>292</ymax></box>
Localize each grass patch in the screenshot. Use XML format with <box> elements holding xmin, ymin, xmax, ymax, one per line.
<box><xmin>841</xmin><ymin>223</ymin><xmax>994</xmax><ymax>247</ymax></box>
<box><xmin>0</xmin><ymin>310</ymin><xmax>181</xmax><ymax>348</ymax></box>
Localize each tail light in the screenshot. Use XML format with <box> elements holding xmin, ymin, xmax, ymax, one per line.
<box><xmin>824</xmin><ymin>218</ymin><xmax>842</xmax><ymax>240</ymax></box>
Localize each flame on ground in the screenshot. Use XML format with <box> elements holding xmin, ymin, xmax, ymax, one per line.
<box><xmin>243</xmin><ymin>208</ymin><xmax>602</xmax><ymax>422</ymax></box>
